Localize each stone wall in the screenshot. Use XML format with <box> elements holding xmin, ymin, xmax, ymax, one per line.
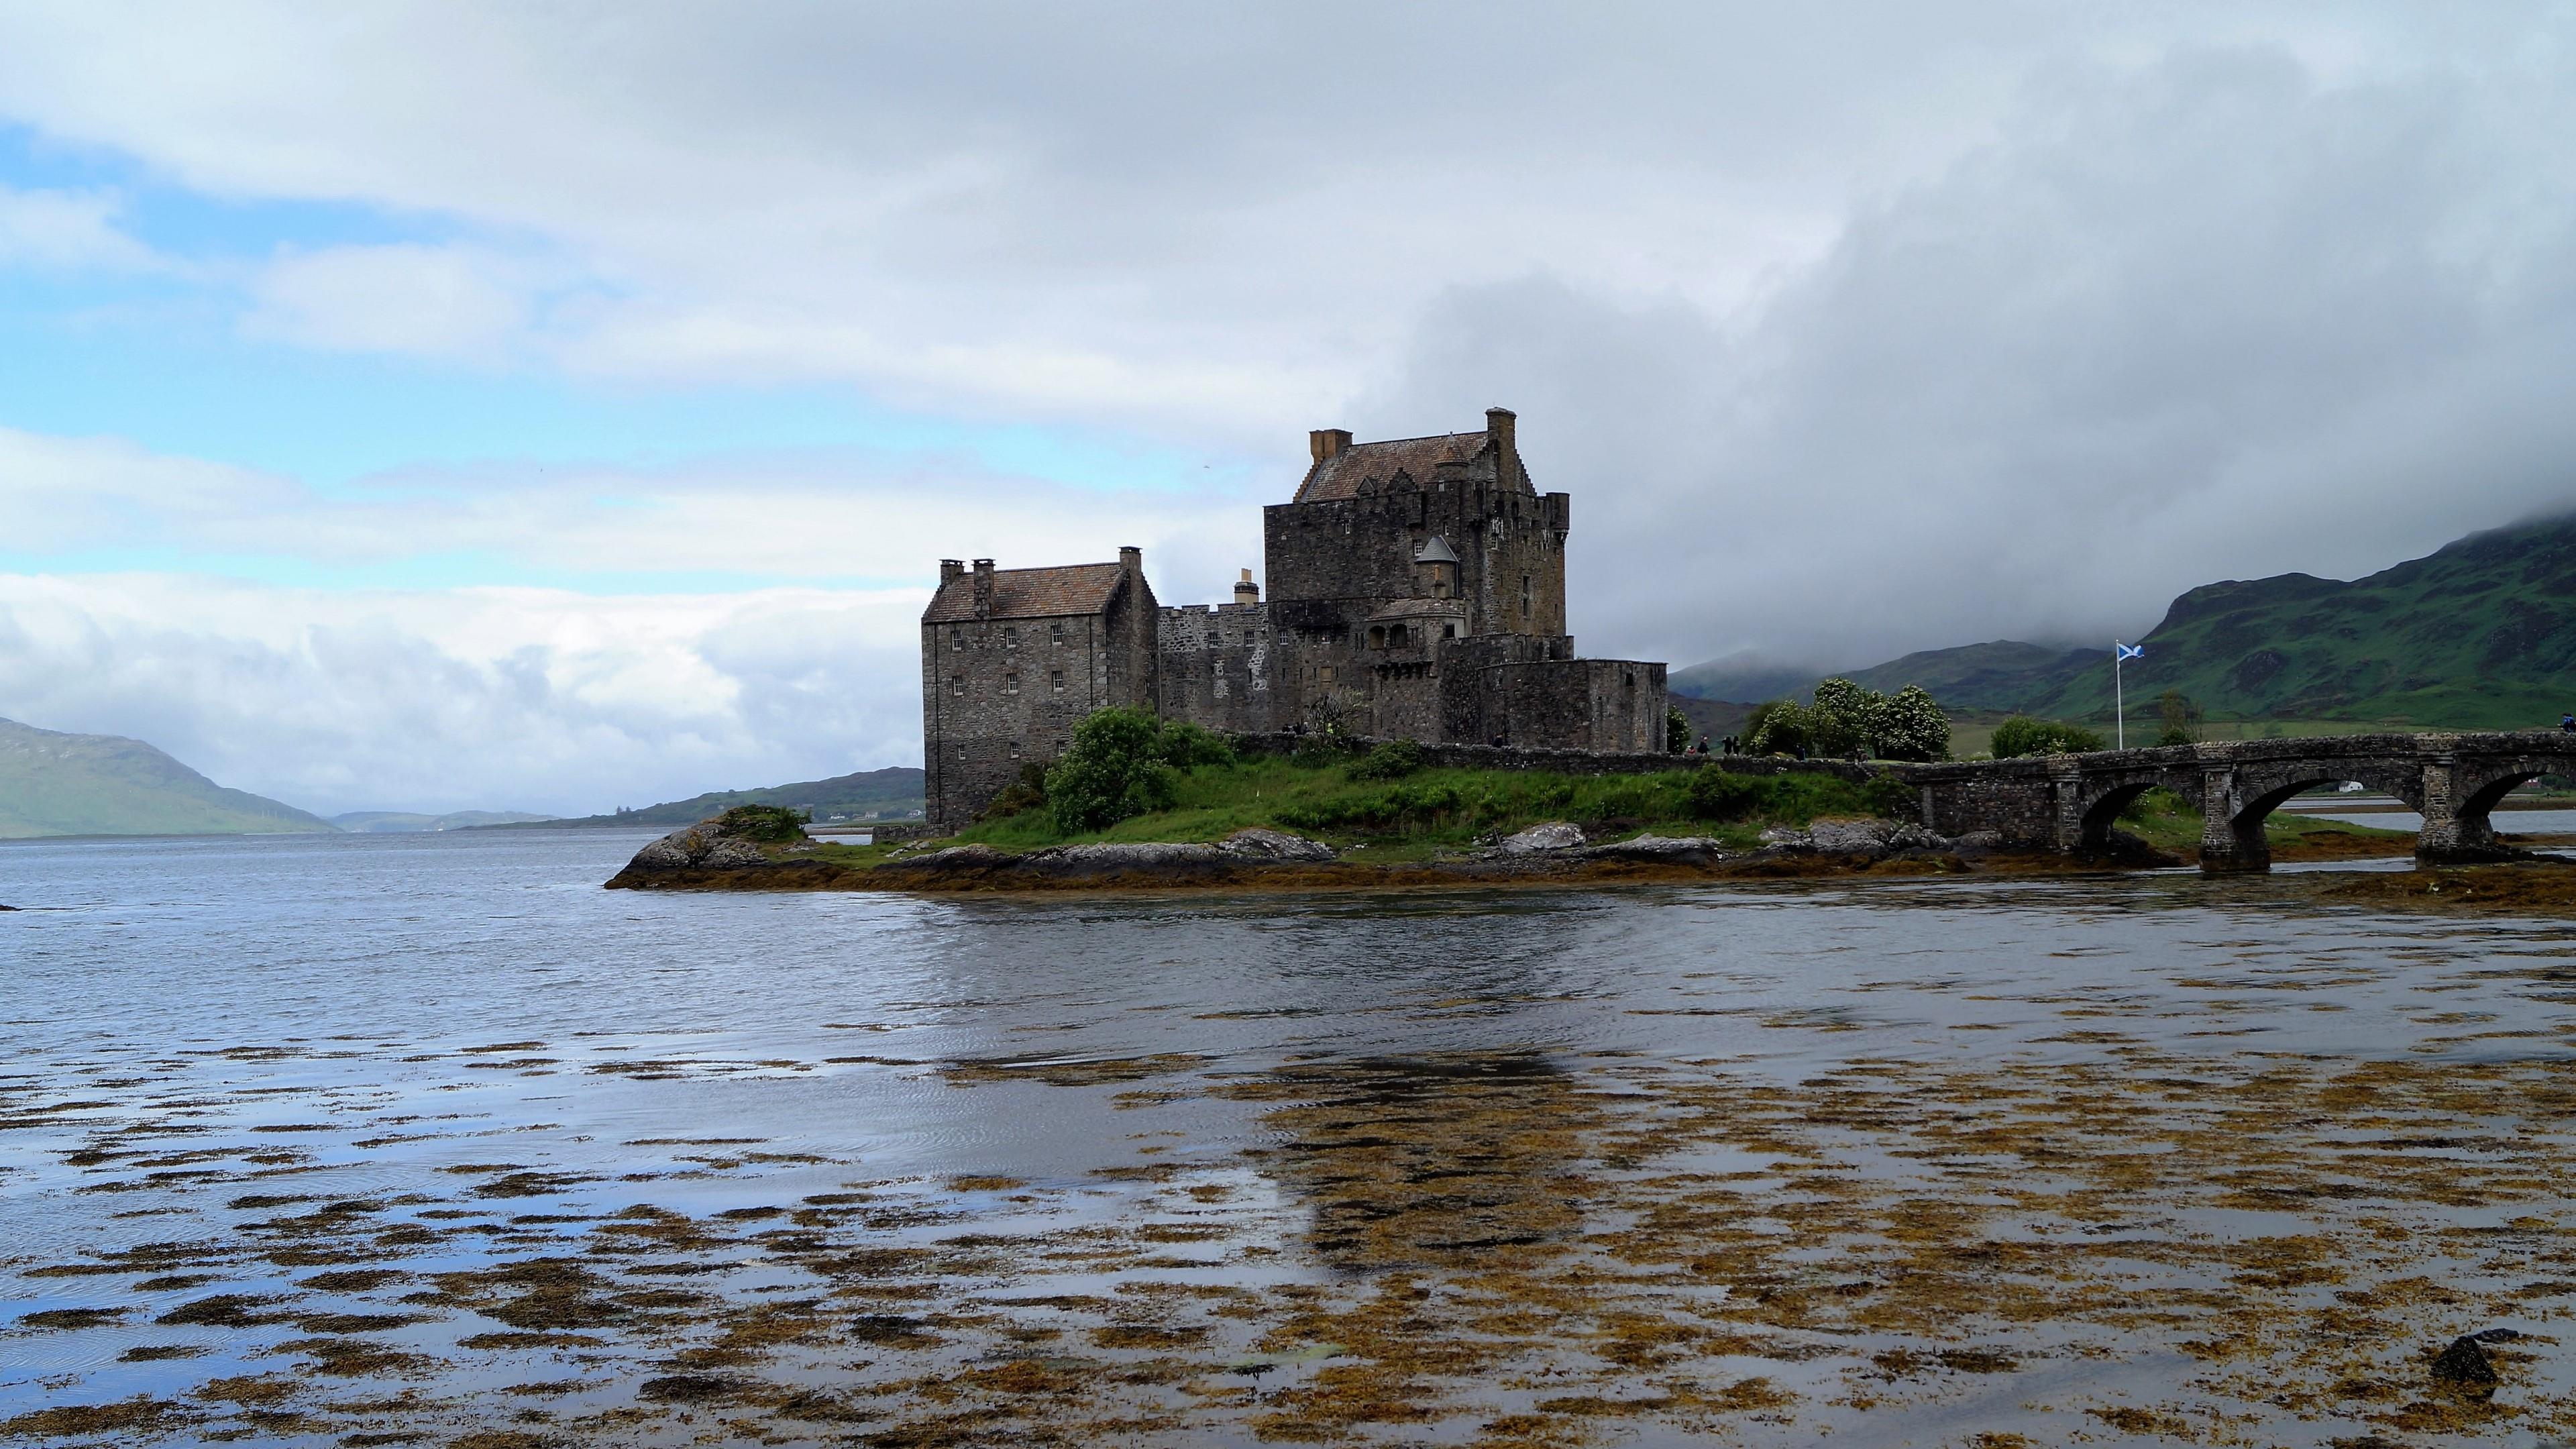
<box><xmin>1155</xmin><ymin>601</ymin><xmax>1283</xmax><ymax>735</ymax></box>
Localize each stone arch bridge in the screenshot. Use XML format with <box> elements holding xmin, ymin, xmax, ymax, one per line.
<box><xmin>1899</xmin><ymin>733</ymin><xmax>2576</xmax><ymax>872</ymax></box>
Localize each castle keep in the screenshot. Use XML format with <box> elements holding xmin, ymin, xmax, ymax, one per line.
<box><xmin>920</xmin><ymin>409</ymin><xmax>1668</xmax><ymax>824</ymax></box>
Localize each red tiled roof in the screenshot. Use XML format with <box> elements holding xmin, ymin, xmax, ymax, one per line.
<box><xmin>1294</xmin><ymin>431</ymin><xmax>1501</xmax><ymax>503</ymax></box>
<box><xmin>922</xmin><ymin>562</ymin><xmax>1126</xmax><ymax>623</ymax></box>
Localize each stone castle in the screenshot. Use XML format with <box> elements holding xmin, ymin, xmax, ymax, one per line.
<box><xmin>920</xmin><ymin>409</ymin><xmax>1669</xmax><ymax>824</ymax></box>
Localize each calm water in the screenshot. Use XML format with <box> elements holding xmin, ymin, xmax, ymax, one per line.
<box><xmin>5</xmin><ymin>830</ymin><xmax>2575</xmax><ymax>1444</ymax></box>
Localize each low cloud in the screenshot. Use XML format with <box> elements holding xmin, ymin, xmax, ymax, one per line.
<box><xmin>1358</xmin><ymin>47</ymin><xmax>2576</xmax><ymax>672</ymax></box>
<box><xmin>0</xmin><ymin>574</ymin><xmax>928</xmax><ymax>816</ymax></box>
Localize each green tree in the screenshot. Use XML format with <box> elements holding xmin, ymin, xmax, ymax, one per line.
<box><xmin>1666</xmin><ymin>706</ymin><xmax>1693</xmax><ymax>754</ymax></box>
<box><xmin>1045</xmin><ymin>707</ymin><xmax>1181</xmax><ymax>832</ymax></box>
<box><xmin>2155</xmin><ymin>690</ymin><xmax>2204</xmax><ymax>747</ymax></box>
<box><xmin>1875</xmin><ymin>685</ymin><xmax>1952</xmax><ymax>762</ymax></box>
<box><xmin>1751</xmin><ymin>678</ymin><xmax>1950</xmax><ymax>761</ymax></box>
<box><xmin>1990</xmin><ymin>716</ymin><xmax>2108</xmax><ymax>759</ymax></box>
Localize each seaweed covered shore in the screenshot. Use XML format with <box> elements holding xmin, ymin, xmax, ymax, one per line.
<box><xmin>604</xmin><ymin>804</ymin><xmax>2438</xmax><ymax>896</ymax></box>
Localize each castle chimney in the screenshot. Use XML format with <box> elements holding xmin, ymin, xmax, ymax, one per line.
<box><xmin>971</xmin><ymin>558</ymin><xmax>995</xmax><ymax>619</ymax></box>
<box><xmin>1309</xmin><ymin>428</ymin><xmax>1352</xmax><ymax>464</ymax></box>
<box><xmin>1486</xmin><ymin>407</ymin><xmax>1517</xmax><ymax>486</ymax></box>
<box><xmin>1118</xmin><ymin>545</ymin><xmax>1142</xmax><ymax>578</ymax></box>
<box><xmin>1234</xmin><ymin>568</ymin><xmax>1259</xmax><ymax>606</ymax></box>
<box><xmin>939</xmin><ymin>558</ymin><xmax>965</xmax><ymax>585</ymax></box>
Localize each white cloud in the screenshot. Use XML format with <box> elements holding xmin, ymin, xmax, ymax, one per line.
<box><xmin>0</xmin><ymin>574</ymin><xmax>929</xmax><ymax>816</ymax></box>
<box><xmin>0</xmin><ymin>180</ymin><xmax>154</xmax><ymax>270</ymax></box>
<box><xmin>0</xmin><ymin>425</ymin><xmax>1265</xmax><ymax>814</ymax></box>
<box><xmin>243</xmin><ymin>244</ymin><xmax>531</xmax><ymax>359</ymax></box>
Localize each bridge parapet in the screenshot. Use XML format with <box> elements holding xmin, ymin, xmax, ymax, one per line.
<box><xmin>1896</xmin><ymin>731</ymin><xmax>2576</xmax><ymax>873</ymax></box>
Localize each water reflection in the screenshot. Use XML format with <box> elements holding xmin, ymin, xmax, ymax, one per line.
<box><xmin>5</xmin><ymin>832</ymin><xmax>2576</xmax><ymax>1444</ymax></box>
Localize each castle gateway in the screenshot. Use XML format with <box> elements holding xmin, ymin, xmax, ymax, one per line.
<box><xmin>920</xmin><ymin>409</ymin><xmax>1668</xmax><ymax>824</ymax></box>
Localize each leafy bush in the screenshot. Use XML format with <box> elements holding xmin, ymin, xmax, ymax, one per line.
<box><xmin>1155</xmin><ymin>719</ymin><xmax>1237</xmax><ymax>768</ymax></box>
<box><xmin>1990</xmin><ymin>716</ymin><xmax>2108</xmax><ymax>758</ymax></box>
<box><xmin>979</xmin><ymin>761</ymin><xmax>1051</xmax><ymax>821</ymax></box>
<box><xmin>1683</xmin><ymin>767</ymin><xmax>1766</xmax><ymax>821</ymax></box>
<box><xmin>1666</xmin><ymin>706</ymin><xmax>1692</xmax><ymax>754</ymax></box>
<box><xmin>1348</xmin><ymin>737</ymin><xmax>1428</xmax><ymax>781</ymax></box>
<box><xmin>1045</xmin><ymin>707</ymin><xmax>1180</xmax><ymax>832</ymax></box>
<box><xmin>1861</xmin><ymin>771</ymin><xmax>1916</xmax><ymax>818</ymax></box>
<box><xmin>715</xmin><ymin>804</ymin><xmax>810</xmax><ymax>842</ymax></box>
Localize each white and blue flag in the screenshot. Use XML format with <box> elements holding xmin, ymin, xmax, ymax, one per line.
<box><xmin>2114</xmin><ymin>643</ymin><xmax>2143</xmax><ymax>662</ymax></box>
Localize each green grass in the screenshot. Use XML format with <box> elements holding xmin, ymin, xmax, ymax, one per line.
<box><xmin>2112</xmin><ymin>788</ymin><xmax>2414</xmax><ymax>855</ymax></box>
<box><xmin>827</xmin><ymin>755</ymin><xmax>1909</xmax><ymax>861</ymax></box>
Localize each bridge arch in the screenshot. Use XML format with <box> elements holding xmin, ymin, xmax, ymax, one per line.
<box><xmin>2425</xmin><ymin>748</ymin><xmax>2576</xmax><ymax>859</ymax></box>
<box><xmin>2073</xmin><ymin>773</ymin><xmax>2196</xmax><ymax>853</ymax></box>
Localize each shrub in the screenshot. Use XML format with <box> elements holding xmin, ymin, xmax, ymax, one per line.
<box><xmin>1348</xmin><ymin>737</ymin><xmax>1428</xmax><ymax>781</ymax></box>
<box><xmin>1155</xmin><ymin>719</ymin><xmax>1236</xmax><ymax>768</ymax></box>
<box><xmin>1990</xmin><ymin>716</ymin><xmax>2108</xmax><ymax>758</ymax></box>
<box><xmin>715</xmin><ymin>804</ymin><xmax>810</xmax><ymax>842</ymax></box>
<box><xmin>979</xmin><ymin>762</ymin><xmax>1050</xmax><ymax>821</ymax></box>
<box><xmin>1683</xmin><ymin>767</ymin><xmax>1768</xmax><ymax>821</ymax></box>
<box><xmin>1666</xmin><ymin>706</ymin><xmax>1692</xmax><ymax>754</ymax></box>
<box><xmin>1861</xmin><ymin>771</ymin><xmax>1916</xmax><ymax>819</ymax></box>
<box><xmin>1045</xmin><ymin>707</ymin><xmax>1179</xmax><ymax>832</ymax></box>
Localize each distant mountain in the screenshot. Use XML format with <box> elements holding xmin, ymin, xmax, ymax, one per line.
<box><xmin>332</xmin><ymin>810</ymin><xmax>558</xmax><ymax>833</ymax></box>
<box><xmin>1674</xmin><ymin>513</ymin><xmax>2576</xmax><ymax>729</ymax></box>
<box><xmin>494</xmin><ymin>766</ymin><xmax>926</xmax><ymax>828</ymax></box>
<box><xmin>0</xmin><ymin>717</ymin><xmax>334</xmax><ymax>839</ymax></box>
<box><xmin>1666</xmin><ymin>651</ymin><xmax>1836</xmax><ymax>707</ymax></box>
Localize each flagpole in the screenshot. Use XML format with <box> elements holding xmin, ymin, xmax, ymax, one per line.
<box><xmin>2114</xmin><ymin>641</ymin><xmax>2125</xmax><ymax>750</ymax></box>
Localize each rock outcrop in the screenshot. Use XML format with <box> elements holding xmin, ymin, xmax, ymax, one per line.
<box><xmin>1497</xmin><ymin>822</ymin><xmax>1586</xmax><ymax>855</ymax></box>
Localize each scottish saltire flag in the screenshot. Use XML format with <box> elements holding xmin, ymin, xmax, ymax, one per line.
<box><xmin>2115</xmin><ymin>643</ymin><xmax>2144</xmax><ymax>662</ymax></box>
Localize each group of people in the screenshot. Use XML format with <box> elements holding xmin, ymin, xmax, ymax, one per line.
<box><xmin>1685</xmin><ymin>734</ymin><xmax>1746</xmax><ymax>757</ymax></box>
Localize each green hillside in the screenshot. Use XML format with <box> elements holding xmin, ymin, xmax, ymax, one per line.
<box><xmin>1684</xmin><ymin>513</ymin><xmax>2576</xmax><ymax>731</ymax></box>
<box><xmin>494</xmin><ymin>766</ymin><xmax>925</xmax><ymax>828</ymax></box>
<box><xmin>0</xmin><ymin>716</ymin><xmax>335</xmax><ymax>838</ymax></box>
<box><xmin>331</xmin><ymin>810</ymin><xmax>557</xmax><ymax>833</ymax></box>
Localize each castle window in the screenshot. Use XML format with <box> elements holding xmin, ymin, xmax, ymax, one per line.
<box><xmin>1389</xmin><ymin>625</ymin><xmax>1408</xmax><ymax>648</ymax></box>
<box><xmin>951</xmin><ymin>675</ymin><xmax>965</xmax><ymax>696</ymax></box>
<box><xmin>949</xmin><ymin>627</ymin><xmax>962</xmax><ymax>646</ymax></box>
<box><xmin>1521</xmin><ymin>574</ymin><xmax>1533</xmax><ymax>619</ymax></box>
<box><xmin>1004</xmin><ymin>672</ymin><xmax>1020</xmax><ymax>694</ymax></box>
<box><xmin>1050</xmin><ymin>621</ymin><xmax>1064</xmax><ymax>641</ymax></box>
<box><xmin>1444</xmin><ymin>624</ymin><xmax>1458</xmax><ymax>639</ymax></box>
<box><xmin>1051</xmin><ymin>670</ymin><xmax>1065</xmax><ymax>692</ymax></box>
<box><xmin>957</xmin><ymin>744</ymin><xmax>968</xmax><ymax>760</ymax></box>
<box><xmin>1320</xmin><ymin>666</ymin><xmax>1336</xmax><ymax>684</ymax></box>
<box><xmin>1010</xmin><ymin>743</ymin><xmax>1020</xmax><ymax>759</ymax></box>
<box><xmin>1004</xmin><ymin>627</ymin><xmax>1019</xmax><ymax>647</ymax></box>
<box><xmin>1368</xmin><ymin>626</ymin><xmax>1385</xmax><ymax>648</ymax></box>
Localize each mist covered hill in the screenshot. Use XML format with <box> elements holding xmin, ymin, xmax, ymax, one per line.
<box><xmin>0</xmin><ymin>716</ymin><xmax>334</xmax><ymax>838</ymax></box>
<box><xmin>1676</xmin><ymin>513</ymin><xmax>2576</xmax><ymax>729</ymax></box>
<box><xmin>331</xmin><ymin>810</ymin><xmax>558</xmax><ymax>833</ymax></box>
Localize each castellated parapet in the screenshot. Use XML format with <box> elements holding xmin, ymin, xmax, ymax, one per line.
<box><xmin>920</xmin><ymin>409</ymin><xmax>1668</xmax><ymax>825</ymax></box>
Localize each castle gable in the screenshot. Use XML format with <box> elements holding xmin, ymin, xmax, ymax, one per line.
<box><xmin>1292</xmin><ymin>431</ymin><xmax>1495</xmax><ymax>503</ymax></box>
<box><xmin>922</xmin><ymin>562</ymin><xmax>1125</xmax><ymax>623</ymax></box>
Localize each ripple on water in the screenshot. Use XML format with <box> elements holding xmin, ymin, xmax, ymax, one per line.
<box><xmin>3</xmin><ymin>830</ymin><xmax>2575</xmax><ymax>1444</ymax></box>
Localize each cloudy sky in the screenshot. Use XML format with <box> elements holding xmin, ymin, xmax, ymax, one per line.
<box><xmin>3</xmin><ymin>3</ymin><xmax>2573</xmax><ymax>815</ymax></box>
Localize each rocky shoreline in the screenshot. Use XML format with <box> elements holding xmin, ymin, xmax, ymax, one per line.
<box><xmin>607</xmin><ymin>814</ymin><xmax>2090</xmax><ymax>894</ymax></box>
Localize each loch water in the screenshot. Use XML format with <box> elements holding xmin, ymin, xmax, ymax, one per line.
<box><xmin>4</xmin><ymin>830</ymin><xmax>2575</xmax><ymax>1446</ymax></box>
